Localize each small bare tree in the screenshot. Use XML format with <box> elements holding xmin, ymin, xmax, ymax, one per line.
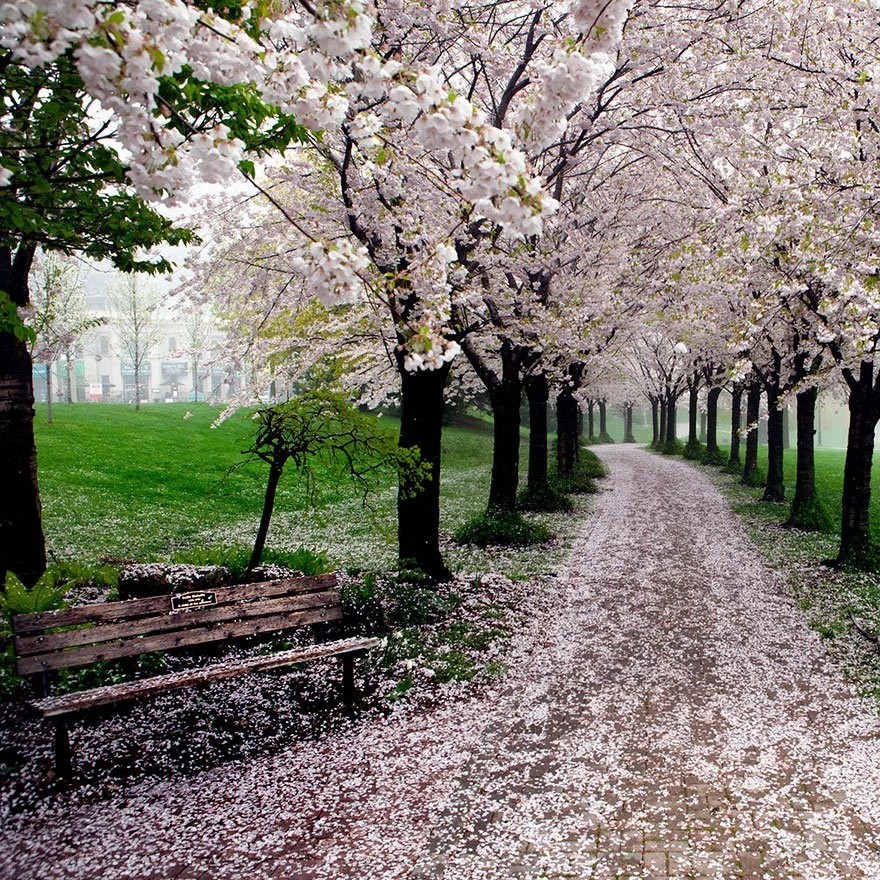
<box><xmin>180</xmin><ymin>305</ymin><xmax>213</xmax><ymax>403</ymax></box>
<box><xmin>29</xmin><ymin>253</ymin><xmax>103</xmax><ymax>422</ymax></box>
<box><xmin>110</xmin><ymin>276</ymin><xmax>162</xmax><ymax>410</ymax></box>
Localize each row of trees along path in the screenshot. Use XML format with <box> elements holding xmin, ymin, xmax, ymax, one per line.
<box><xmin>3</xmin><ymin>446</ymin><xmax>880</xmax><ymax>879</ymax></box>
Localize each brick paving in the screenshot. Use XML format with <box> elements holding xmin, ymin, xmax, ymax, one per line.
<box><xmin>3</xmin><ymin>445</ymin><xmax>880</xmax><ymax>879</ymax></box>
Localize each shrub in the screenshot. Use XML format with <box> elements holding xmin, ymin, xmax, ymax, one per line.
<box><xmin>517</xmin><ymin>484</ymin><xmax>573</xmax><ymax>513</ymax></box>
<box><xmin>785</xmin><ymin>496</ymin><xmax>833</xmax><ymax>533</ymax></box>
<box><xmin>661</xmin><ymin>439</ymin><xmax>684</xmax><ymax>456</ymax></box>
<box><xmin>683</xmin><ymin>440</ymin><xmax>704</xmax><ymax>460</ymax></box>
<box><xmin>454</xmin><ymin>508</ymin><xmax>552</xmax><ymax>547</ymax></box>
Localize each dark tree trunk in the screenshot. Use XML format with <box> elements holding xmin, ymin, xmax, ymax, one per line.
<box><xmin>782</xmin><ymin>404</ymin><xmax>791</xmax><ymax>449</ymax></box>
<box><xmin>525</xmin><ymin>372</ymin><xmax>549</xmax><ymax>495</ymax></box>
<box><xmin>396</xmin><ymin>358</ymin><xmax>452</xmax><ymax>580</ymax></box>
<box><xmin>787</xmin><ymin>385</ymin><xmax>826</xmax><ymax>530</ymax></box>
<box><xmin>650</xmin><ymin>396</ymin><xmax>659</xmax><ymax>446</ymax></box>
<box><xmin>249</xmin><ymin>460</ymin><xmax>283</xmax><ymax>570</ymax></box>
<box><xmin>728</xmin><ymin>384</ymin><xmax>743</xmax><ymax>469</ymax></box>
<box><xmin>838</xmin><ymin>362</ymin><xmax>880</xmax><ymax>563</ymax></box>
<box><xmin>587</xmin><ymin>399</ymin><xmax>595</xmax><ymax>441</ymax></box>
<box><xmin>623</xmin><ymin>404</ymin><xmax>636</xmax><ymax>442</ymax></box>
<box><xmin>762</xmin><ymin>384</ymin><xmax>786</xmax><ymax>502</ymax></box>
<box><xmin>487</xmin><ymin>377</ymin><xmax>522</xmax><ymax>511</ymax></box>
<box><xmin>658</xmin><ymin>397</ymin><xmax>667</xmax><ymax>446</ymax></box>
<box><xmin>598</xmin><ymin>399</ymin><xmax>612</xmax><ymax>442</ymax></box>
<box><xmin>687</xmin><ymin>380</ymin><xmax>699</xmax><ymax>446</ymax></box>
<box><xmin>742</xmin><ymin>383</ymin><xmax>761</xmax><ymax>485</ymax></box>
<box><xmin>705</xmin><ymin>386</ymin><xmax>722</xmax><ymax>459</ymax></box>
<box><xmin>665</xmin><ymin>392</ymin><xmax>678</xmax><ymax>444</ymax></box>
<box><xmin>556</xmin><ymin>387</ymin><xmax>579</xmax><ymax>476</ymax></box>
<box><xmin>0</xmin><ymin>243</ymin><xmax>45</xmax><ymax>588</ymax></box>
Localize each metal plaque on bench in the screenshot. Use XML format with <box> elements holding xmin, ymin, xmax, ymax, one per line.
<box><xmin>170</xmin><ymin>591</ymin><xmax>217</xmax><ymax>612</ymax></box>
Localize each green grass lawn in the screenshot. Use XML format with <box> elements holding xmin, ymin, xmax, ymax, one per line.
<box><xmin>720</xmin><ymin>444</ymin><xmax>879</xmax><ymax>536</ymax></box>
<box><xmin>32</xmin><ymin>402</ymin><xmax>586</xmax><ymax>577</ymax></box>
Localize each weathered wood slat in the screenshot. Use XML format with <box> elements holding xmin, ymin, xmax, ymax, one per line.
<box><xmin>14</xmin><ymin>589</ymin><xmax>341</xmax><ymax>657</ymax></box>
<box><xmin>33</xmin><ymin>636</ymin><xmax>382</xmax><ymax>719</ymax></box>
<box><xmin>16</xmin><ymin>605</ymin><xmax>344</xmax><ymax>675</ymax></box>
<box><xmin>12</xmin><ymin>573</ymin><xmax>338</xmax><ymax>634</ymax></box>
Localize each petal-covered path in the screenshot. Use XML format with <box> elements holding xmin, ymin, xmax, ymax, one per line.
<box><xmin>4</xmin><ymin>445</ymin><xmax>880</xmax><ymax>879</ymax></box>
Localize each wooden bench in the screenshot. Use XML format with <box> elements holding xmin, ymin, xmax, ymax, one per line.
<box><xmin>12</xmin><ymin>572</ymin><xmax>380</xmax><ymax>776</ymax></box>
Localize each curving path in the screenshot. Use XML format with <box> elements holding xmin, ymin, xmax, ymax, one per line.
<box><xmin>3</xmin><ymin>445</ymin><xmax>880</xmax><ymax>879</ymax></box>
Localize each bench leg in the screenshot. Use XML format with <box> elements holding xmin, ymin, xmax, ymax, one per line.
<box><xmin>54</xmin><ymin>721</ymin><xmax>72</xmax><ymax>778</ymax></box>
<box><xmin>341</xmin><ymin>654</ymin><xmax>355</xmax><ymax>710</ymax></box>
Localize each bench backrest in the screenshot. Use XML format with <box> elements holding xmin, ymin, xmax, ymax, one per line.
<box><xmin>13</xmin><ymin>574</ymin><xmax>342</xmax><ymax>676</ymax></box>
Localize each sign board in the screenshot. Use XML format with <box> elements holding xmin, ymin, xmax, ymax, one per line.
<box><xmin>170</xmin><ymin>591</ymin><xmax>217</xmax><ymax>612</ymax></box>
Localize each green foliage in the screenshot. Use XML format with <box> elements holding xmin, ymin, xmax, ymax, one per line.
<box><xmin>57</xmin><ymin>652</ymin><xmax>169</xmax><ymax>695</ymax></box>
<box><xmin>550</xmin><ymin>451</ymin><xmax>606</xmax><ymax>495</ymax></box>
<box><xmin>171</xmin><ymin>545</ymin><xmax>331</xmax><ymax>578</ymax></box>
<box><xmin>0</xmin><ymin>572</ymin><xmax>70</xmax><ymax>700</ymax></box>
<box><xmin>682</xmin><ymin>440</ymin><xmax>704</xmax><ymax>460</ymax></box>
<box><xmin>785</xmin><ymin>495</ymin><xmax>834</xmax><ymax>533</ymax></box>
<box><xmin>244</xmin><ymin>390</ymin><xmax>429</xmax><ymax>507</ymax></box>
<box><xmin>701</xmin><ymin>446</ymin><xmax>728</xmax><ymax>466</ymax></box>
<box><xmin>741</xmin><ymin>467</ymin><xmax>766</xmax><ymax>488</ymax></box>
<box><xmin>661</xmin><ymin>439</ymin><xmax>684</xmax><ymax>456</ymax></box>
<box><xmin>0</xmin><ymin>572</ymin><xmax>69</xmax><ymax>618</ymax></box>
<box><xmin>0</xmin><ymin>290</ymin><xmax>35</xmax><ymax>343</ymax></box>
<box><xmin>0</xmin><ymin>54</ymin><xmax>194</xmax><ymax>275</ymax></box>
<box><xmin>339</xmin><ymin>572</ymin><xmax>385</xmax><ymax>634</ymax></box>
<box><xmin>517</xmin><ymin>484</ymin><xmax>574</xmax><ymax>513</ymax></box>
<box><xmin>454</xmin><ymin>508</ymin><xmax>552</xmax><ymax>547</ymax></box>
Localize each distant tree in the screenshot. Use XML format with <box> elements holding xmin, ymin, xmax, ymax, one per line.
<box><xmin>180</xmin><ymin>306</ymin><xmax>214</xmax><ymax>403</ymax></box>
<box><xmin>110</xmin><ymin>278</ymin><xmax>162</xmax><ymax>410</ymax></box>
<box><xmin>29</xmin><ymin>253</ymin><xmax>103</xmax><ymax>421</ymax></box>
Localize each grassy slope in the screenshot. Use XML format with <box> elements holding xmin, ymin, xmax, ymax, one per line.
<box><xmin>33</xmin><ymin>403</ymin><xmax>586</xmax><ymax>577</ymax></box>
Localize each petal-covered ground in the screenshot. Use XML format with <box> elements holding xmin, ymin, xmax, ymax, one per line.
<box><xmin>3</xmin><ymin>445</ymin><xmax>880</xmax><ymax>879</ymax></box>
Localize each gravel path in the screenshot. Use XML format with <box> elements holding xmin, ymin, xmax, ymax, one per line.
<box><xmin>3</xmin><ymin>445</ymin><xmax>880</xmax><ymax>879</ymax></box>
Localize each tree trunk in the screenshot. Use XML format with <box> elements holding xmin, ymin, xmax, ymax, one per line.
<box><xmin>658</xmin><ymin>397</ymin><xmax>667</xmax><ymax>446</ymax></box>
<box><xmin>0</xmin><ymin>242</ymin><xmax>46</xmax><ymax>587</ymax></box>
<box><xmin>598</xmin><ymin>399</ymin><xmax>612</xmax><ymax>442</ymax></box>
<box><xmin>249</xmin><ymin>460</ymin><xmax>283</xmax><ymax>570</ymax></box>
<box><xmin>66</xmin><ymin>352</ymin><xmax>74</xmax><ymax>403</ymax></box>
<box><xmin>556</xmin><ymin>387</ymin><xmax>579</xmax><ymax>476</ymax></box>
<box><xmin>703</xmin><ymin>386</ymin><xmax>722</xmax><ymax>463</ymax></box>
<box><xmin>838</xmin><ymin>362</ymin><xmax>879</xmax><ymax>563</ymax></box>
<box><xmin>45</xmin><ymin>362</ymin><xmax>53</xmax><ymax>426</ymax></box>
<box><xmin>487</xmin><ymin>377</ymin><xmax>522</xmax><ymax>511</ymax></box>
<box><xmin>742</xmin><ymin>383</ymin><xmax>761</xmax><ymax>485</ymax></box>
<box><xmin>623</xmin><ymin>404</ymin><xmax>636</xmax><ymax>442</ymax></box>
<box><xmin>587</xmin><ymin>399</ymin><xmax>595</xmax><ymax>441</ymax></box>
<box><xmin>684</xmin><ymin>379</ymin><xmax>700</xmax><ymax>454</ymax></box>
<box><xmin>396</xmin><ymin>358</ymin><xmax>452</xmax><ymax>580</ymax></box>
<box><xmin>699</xmin><ymin>411</ymin><xmax>707</xmax><ymax>443</ymax></box>
<box><xmin>134</xmin><ymin>337</ymin><xmax>141</xmax><ymax>411</ymax></box>
<box><xmin>728</xmin><ymin>384</ymin><xmax>742</xmax><ymax>469</ymax></box>
<box><xmin>782</xmin><ymin>404</ymin><xmax>791</xmax><ymax>449</ymax></box>
<box><xmin>787</xmin><ymin>385</ymin><xmax>828</xmax><ymax>530</ymax></box>
<box><xmin>665</xmin><ymin>391</ymin><xmax>678</xmax><ymax>445</ymax></box>
<box><xmin>762</xmin><ymin>384</ymin><xmax>786</xmax><ymax>502</ymax></box>
<box><xmin>525</xmin><ymin>372</ymin><xmax>549</xmax><ymax>496</ymax></box>
<box><xmin>650</xmin><ymin>397</ymin><xmax>659</xmax><ymax>446</ymax></box>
